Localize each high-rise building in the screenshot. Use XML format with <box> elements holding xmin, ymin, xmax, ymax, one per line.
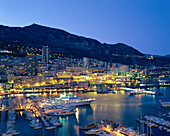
<box><xmin>42</xmin><ymin>45</ymin><xmax>49</xmax><ymax>63</ymax></box>
<box><xmin>25</xmin><ymin>55</ymin><xmax>38</xmax><ymax>76</ymax></box>
<box><xmin>83</xmin><ymin>57</ymin><xmax>89</xmax><ymax>67</ymax></box>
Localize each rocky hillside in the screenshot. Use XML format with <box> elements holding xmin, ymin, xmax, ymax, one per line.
<box><xmin>0</xmin><ymin>24</ymin><xmax>169</xmax><ymax>66</ymax></box>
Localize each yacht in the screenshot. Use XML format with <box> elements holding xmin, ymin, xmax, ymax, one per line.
<box><xmin>160</xmin><ymin>101</ymin><xmax>170</xmax><ymax>107</ymax></box>
<box><xmin>79</xmin><ymin>123</ymin><xmax>96</xmax><ymax>130</ymax></box>
<box><xmin>95</xmin><ymin>131</ymin><xmax>107</xmax><ymax>136</ymax></box>
<box><xmin>46</xmin><ymin>126</ymin><xmax>56</xmax><ymax>130</ymax></box>
<box><xmin>50</xmin><ymin>109</ymin><xmax>76</xmax><ymax>116</ymax></box>
<box><xmin>122</xmin><ymin>87</ymin><xmax>136</xmax><ymax>92</ymax></box>
<box><xmin>167</xmin><ymin>129</ymin><xmax>170</xmax><ymax>133</ymax></box>
<box><xmin>129</xmin><ymin>90</ymin><xmax>145</xmax><ymax>95</ymax></box>
<box><xmin>85</xmin><ymin>128</ymin><xmax>101</xmax><ymax>135</ymax></box>
<box><xmin>146</xmin><ymin>91</ymin><xmax>155</xmax><ymax>95</ymax></box>
<box><xmin>56</xmin><ymin>92</ymin><xmax>95</xmax><ymax>106</ymax></box>
<box><xmin>41</xmin><ymin>104</ymin><xmax>77</xmax><ymax>116</ymax></box>
<box><xmin>50</xmin><ymin>117</ymin><xmax>62</xmax><ymax>126</ymax></box>
<box><xmin>2</xmin><ymin>129</ymin><xmax>20</xmax><ymax>136</ymax></box>
<box><xmin>96</xmin><ymin>89</ymin><xmax>109</xmax><ymax>94</ymax></box>
<box><xmin>34</xmin><ymin>124</ymin><xmax>42</xmax><ymax>130</ymax></box>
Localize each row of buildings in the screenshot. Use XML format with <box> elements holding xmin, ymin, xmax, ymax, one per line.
<box><xmin>0</xmin><ymin>46</ymin><xmax>169</xmax><ymax>92</ymax></box>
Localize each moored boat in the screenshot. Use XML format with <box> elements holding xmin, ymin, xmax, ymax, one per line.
<box><xmin>96</xmin><ymin>89</ymin><xmax>109</xmax><ymax>94</ymax></box>
<box><xmin>34</xmin><ymin>126</ymin><xmax>42</xmax><ymax>130</ymax></box>
<box><xmin>46</xmin><ymin>126</ymin><xmax>56</xmax><ymax>130</ymax></box>
<box><xmin>2</xmin><ymin>129</ymin><xmax>20</xmax><ymax>136</ymax></box>
<box><xmin>79</xmin><ymin>123</ymin><xmax>96</xmax><ymax>130</ymax></box>
<box><xmin>56</xmin><ymin>92</ymin><xmax>95</xmax><ymax>106</ymax></box>
<box><xmin>129</xmin><ymin>90</ymin><xmax>145</xmax><ymax>95</ymax></box>
<box><xmin>160</xmin><ymin>101</ymin><xmax>170</xmax><ymax>107</ymax></box>
<box><xmin>85</xmin><ymin>128</ymin><xmax>101</xmax><ymax>135</ymax></box>
<box><xmin>51</xmin><ymin>109</ymin><xmax>76</xmax><ymax>116</ymax></box>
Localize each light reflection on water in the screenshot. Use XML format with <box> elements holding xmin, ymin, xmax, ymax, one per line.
<box><xmin>73</xmin><ymin>125</ymin><xmax>79</xmax><ymax>136</ymax></box>
<box><xmin>20</xmin><ymin>111</ymin><xmax>23</xmax><ymax>116</ymax></box>
<box><xmin>4</xmin><ymin>87</ymin><xmax>170</xmax><ymax>136</ymax></box>
<box><xmin>75</xmin><ymin>108</ymin><xmax>79</xmax><ymax>123</ymax></box>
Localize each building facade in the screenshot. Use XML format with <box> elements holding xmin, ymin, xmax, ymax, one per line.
<box><xmin>83</xmin><ymin>57</ymin><xmax>89</xmax><ymax>68</ymax></box>
<box><xmin>42</xmin><ymin>45</ymin><xmax>49</xmax><ymax>63</ymax></box>
<box><xmin>25</xmin><ymin>55</ymin><xmax>38</xmax><ymax>76</ymax></box>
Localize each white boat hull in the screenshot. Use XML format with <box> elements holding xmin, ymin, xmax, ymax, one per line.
<box><xmin>46</xmin><ymin>126</ymin><xmax>56</xmax><ymax>130</ymax></box>
<box><xmin>52</xmin><ymin>111</ymin><xmax>76</xmax><ymax>116</ymax></box>
<box><xmin>56</xmin><ymin>93</ymin><xmax>95</xmax><ymax>106</ymax></box>
<box><xmin>160</xmin><ymin>102</ymin><xmax>170</xmax><ymax>107</ymax></box>
<box><xmin>64</xmin><ymin>99</ymin><xmax>95</xmax><ymax>106</ymax></box>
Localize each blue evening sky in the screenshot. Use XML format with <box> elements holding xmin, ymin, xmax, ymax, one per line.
<box><xmin>0</xmin><ymin>0</ymin><xmax>170</xmax><ymax>55</ymax></box>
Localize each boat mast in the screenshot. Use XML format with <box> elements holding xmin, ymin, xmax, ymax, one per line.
<box><xmin>143</xmin><ymin>121</ymin><xmax>144</xmax><ymax>135</ymax></box>
<box><xmin>43</xmin><ymin>128</ymin><xmax>44</xmax><ymax>136</ymax></box>
<box><xmin>137</xmin><ymin>126</ymin><xmax>139</xmax><ymax>134</ymax></box>
<box><xmin>147</xmin><ymin>120</ymin><xmax>148</xmax><ymax>136</ymax></box>
<box><xmin>141</xmin><ymin>113</ymin><xmax>144</xmax><ymax>135</ymax></box>
<box><xmin>150</xmin><ymin>120</ymin><xmax>151</xmax><ymax>136</ymax></box>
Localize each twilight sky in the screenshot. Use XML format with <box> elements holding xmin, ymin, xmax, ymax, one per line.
<box><xmin>0</xmin><ymin>0</ymin><xmax>170</xmax><ymax>55</ymax></box>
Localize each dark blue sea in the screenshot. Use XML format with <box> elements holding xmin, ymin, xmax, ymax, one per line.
<box><xmin>3</xmin><ymin>87</ymin><xmax>170</xmax><ymax>136</ymax></box>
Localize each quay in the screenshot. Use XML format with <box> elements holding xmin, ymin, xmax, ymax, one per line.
<box><xmin>0</xmin><ymin>89</ymin><xmax>95</xmax><ymax>96</ymax></box>
<box><xmin>0</xmin><ymin>108</ymin><xmax>6</xmax><ymax>134</ymax></box>
<box><xmin>40</xmin><ymin>116</ymin><xmax>49</xmax><ymax>127</ymax></box>
<box><xmin>136</xmin><ymin>115</ymin><xmax>170</xmax><ymax>134</ymax></box>
<box><xmin>0</xmin><ymin>108</ymin><xmax>25</xmax><ymax>112</ymax></box>
<box><xmin>28</xmin><ymin>101</ymin><xmax>50</xmax><ymax>127</ymax></box>
<box><xmin>101</xmin><ymin>127</ymin><xmax>125</xmax><ymax>136</ymax></box>
<box><xmin>0</xmin><ymin>82</ymin><xmax>169</xmax><ymax>97</ymax></box>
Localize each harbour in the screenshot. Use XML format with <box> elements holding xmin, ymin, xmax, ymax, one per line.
<box><xmin>1</xmin><ymin>1</ymin><xmax>170</xmax><ymax>135</ymax></box>
<box><xmin>0</xmin><ymin>86</ymin><xmax>169</xmax><ymax>136</ymax></box>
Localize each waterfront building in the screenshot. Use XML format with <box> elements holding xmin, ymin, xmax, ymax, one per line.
<box><xmin>83</xmin><ymin>57</ymin><xmax>89</xmax><ymax>68</ymax></box>
<box><xmin>104</xmin><ymin>62</ymin><xmax>111</xmax><ymax>69</ymax></box>
<box><xmin>13</xmin><ymin>64</ymin><xmax>25</xmax><ymax>76</ymax></box>
<box><xmin>42</xmin><ymin>45</ymin><xmax>49</xmax><ymax>63</ymax></box>
<box><xmin>66</xmin><ymin>66</ymin><xmax>86</xmax><ymax>73</ymax></box>
<box><xmin>0</xmin><ymin>61</ymin><xmax>6</xmax><ymax>75</ymax></box>
<box><xmin>0</xmin><ymin>75</ymin><xmax>8</xmax><ymax>83</ymax></box>
<box><xmin>43</xmin><ymin>70</ymin><xmax>56</xmax><ymax>77</ymax></box>
<box><xmin>6</xmin><ymin>68</ymin><xmax>13</xmax><ymax>75</ymax></box>
<box><xmin>37</xmin><ymin>63</ymin><xmax>49</xmax><ymax>74</ymax></box>
<box><xmin>7</xmin><ymin>74</ymin><xmax>15</xmax><ymax>84</ymax></box>
<box><xmin>25</xmin><ymin>55</ymin><xmax>38</xmax><ymax>76</ymax></box>
<box><xmin>57</xmin><ymin>71</ymin><xmax>72</xmax><ymax>77</ymax></box>
<box><xmin>12</xmin><ymin>75</ymin><xmax>46</xmax><ymax>88</ymax></box>
<box><xmin>54</xmin><ymin>58</ymin><xmax>66</xmax><ymax>69</ymax></box>
<box><xmin>78</xmin><ymin>81</ymin><xmax>89</xmax><ymax>89</ymax></box>
<box><xmin>0</xmin><ymin>82</ymin><xmax>11</xmax><ymax>90</ymax></box>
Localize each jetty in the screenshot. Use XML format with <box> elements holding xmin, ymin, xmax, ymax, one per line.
<box><xmin>0</xmin><ymin>107</ymin><xmax>6</xmax><ymax>135</ymax></box>
<box><xmin>40</xmin><ymin>116</ymin><xmax>49</xmax><ymax>127</ymax></box>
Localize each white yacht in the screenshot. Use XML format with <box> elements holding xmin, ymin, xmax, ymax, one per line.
<box><xmin>85</xmin><ymin>129</ymin><xmax>101</xmax><ymax>135</ymax></box>
<box><xmin>56</xmin><ymin>92</ymin><xmax>95</xmax><ymax>106</ymax></box>
<box><xmin>160</xmin><ymin>101</ymin><xmax>170</xmax><ymax>107</ymax></box>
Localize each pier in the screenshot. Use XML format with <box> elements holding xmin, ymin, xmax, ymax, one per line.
<box><xmin>40</xmin><ymin>116</ymin><xmax>49</xmax><ymax>127</ymax></box>
<box><xmin>0</xmin><ymin>108</ymin><xmax>25</xmax><ymax>112</ymax></box>
<box><xmin>26</xmin><ymin>99</ymin><xmax>50</xmax><ymax>127</ymax></box>
<box><xmin>0</xmin><ymin>107</ymin><xmax>6</xmax><ymax>135</ymax></box>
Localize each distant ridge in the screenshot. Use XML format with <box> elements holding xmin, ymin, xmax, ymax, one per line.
<box><xmin>0</xmin><ymin>24</ymin><xmax>169</xmax><ymax>66</ymax></box>
<box><xmin>165</xmin><ymin>54</ymin><xmax>170</xmax><ymax>58</ymax></box>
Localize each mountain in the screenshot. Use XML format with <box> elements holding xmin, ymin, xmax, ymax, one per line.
<box><xmin>165</xmin><ymin>54</ymin><xmax>170</xmax><ymax>58</ymax></box>
<box><xmin>0</xmin><ymin>24</ymin><xmax>169</xmax><ymax>66</ymax></box>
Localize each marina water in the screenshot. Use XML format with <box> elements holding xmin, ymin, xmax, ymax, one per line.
<box><xmin>4</xmin><ymin>87</ymin><xmax>170</xmax><ymax>136</ymax></box>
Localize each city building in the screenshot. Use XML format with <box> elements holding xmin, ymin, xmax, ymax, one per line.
<box><xmin>25</xmin><ymin>55</ymin><xmax>38</xmax><ymax>76</ymax></box>
<box><xmin>83</xmin><ymin>57</ymin><xmax>89</xmax><ymax>68</ymax></box>
<box><xmin>42</xmin><ymin>45</ymin><xmax>49</xmax><ymax>63</ymax></box>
